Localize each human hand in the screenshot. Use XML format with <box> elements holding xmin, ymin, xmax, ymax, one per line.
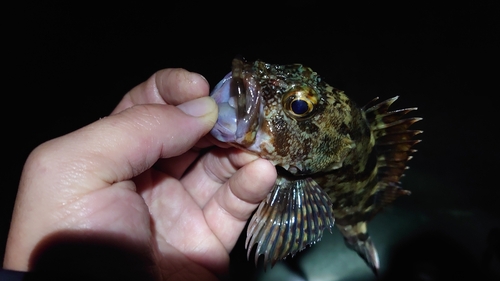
<box><xmin>3</xmin><ymin>69</ymin><xmax>276</xmax><ymax>280</ymax></box>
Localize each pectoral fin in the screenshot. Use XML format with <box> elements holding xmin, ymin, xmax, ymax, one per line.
<box><xmin>245</xmin><ymin>177</ymin><xmax>335</xmax><ymax>268</ymax></box>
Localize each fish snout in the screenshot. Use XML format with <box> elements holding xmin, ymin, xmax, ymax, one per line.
<box><xmin>210</xmin><ymin>70</ymin><xmax>262</xmax><ymax>146</ymax></box>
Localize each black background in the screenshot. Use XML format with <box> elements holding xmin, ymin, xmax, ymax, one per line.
<box><xmin>3</xmin><ymin>2</ymin><xmax>500</xmax><ymax>280</ymax></box>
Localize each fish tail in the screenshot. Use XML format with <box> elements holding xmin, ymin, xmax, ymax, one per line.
<box><xmin>333</xmin><ymin>96</ymin><xmax>421</xmax><ymax>273</ymax></box>
<box><xmin>338</xmin><ymin>222</ymin><xmax>380</xmax><ymax>275</ymax></box>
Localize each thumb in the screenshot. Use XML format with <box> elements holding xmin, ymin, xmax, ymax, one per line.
<box><xmin>177</xmin><ymin>96</ymin><xmax>218</xmax><ymax>123</ymax></box>
<box><xmin>95</xmin><ymin>96</ymin><xmax>218</xmax><ymax>183</ymax></box>
<box><xmin>22</xmin><ymin>97</ymin><xmax>218</xmax><ymax>195</ymax></box>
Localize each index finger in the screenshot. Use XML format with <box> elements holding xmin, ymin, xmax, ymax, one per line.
<box><xmin>111</xmin><ymin>68</ymin><xmax>210</xmax><ymax>114</ymax></box>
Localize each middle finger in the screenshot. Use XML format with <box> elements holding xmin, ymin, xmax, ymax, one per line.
<box><xmin>180</xmin><ymin>147</ymin><xmax>261</xmax><ymax>207</ymax></box>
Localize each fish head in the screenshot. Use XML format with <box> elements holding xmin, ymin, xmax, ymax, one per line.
<box><xmin>211</xmin><ymin>58</ymin><xmax>360</xmax><ymax>175</ymax></box>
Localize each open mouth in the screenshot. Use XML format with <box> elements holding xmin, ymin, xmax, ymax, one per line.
<box><xmin>210</xmin><ymin>58</ymin><xmax>261</xmax><ymax>146</ymax></box>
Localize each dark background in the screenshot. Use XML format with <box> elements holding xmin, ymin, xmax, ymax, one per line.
<box><xmin>3</xmin><ymin>2</ymin><xmax>499</xmax><ymax>280</ymax></box>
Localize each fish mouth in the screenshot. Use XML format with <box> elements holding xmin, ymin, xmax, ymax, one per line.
<box><xmin>210</xmin><ymin>58</ymin><xmax>262</xmax><ymax>146</ymax></box>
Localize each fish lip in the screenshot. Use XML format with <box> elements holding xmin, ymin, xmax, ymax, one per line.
<box><xmin>209</xmin><ymin>72</ymin><xmax>235</xmax><ymax>142</ymax></box>
<box><xmin>210</xmin><ymin>58</ymin><xmax>262</xmax><ymax>145</ymax></box>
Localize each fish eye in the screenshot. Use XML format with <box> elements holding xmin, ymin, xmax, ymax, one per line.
<box><xmin>291</xmin><ymin>99</ymin><xmax>309</xmax><ymax>115</ymax></box>
<box><xmin>282</xmin><ymin>86</ymin><xmax>318</xmax><ymax>118</ymax></box>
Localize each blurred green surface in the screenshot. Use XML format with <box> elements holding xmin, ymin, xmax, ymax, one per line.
<box><xmin>229</xmin><ymin>170</ymin><xmax>499</xmax><ymax>280</ymax></box>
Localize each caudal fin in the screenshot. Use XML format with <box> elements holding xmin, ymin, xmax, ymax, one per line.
<box><xmin>346</xmin><ymin>235</ymin><xmax>380</xmax><ymax>275</ymax></box>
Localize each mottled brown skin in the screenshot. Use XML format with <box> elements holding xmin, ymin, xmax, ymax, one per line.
<box><xmin>239</xmin><ymin>61</ymin><xmax>366</xmax><ymax>173</ymax></box>
<box><xmin>239</xmin><ymin>60</ymin><xmax>381</xmax><ymax>229</ymax></box>
<box><xmin>213</xmin><ymin>58</ymin><xmax>421</xmax><ymax>273</ymax></box>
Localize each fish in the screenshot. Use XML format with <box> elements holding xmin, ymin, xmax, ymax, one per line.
<box><xmin>209</xmin><ymin>57</ymin><xmax>422</xmax><ymax>274</ymax></box>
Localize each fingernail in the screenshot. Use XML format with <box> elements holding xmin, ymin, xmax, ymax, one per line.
<box><xmin>197</xmin><ymin>73</ymin><xmax>208</xmax><ymax>84</ymax></box>
<box><xmin>177</xmin><ymin>96</ymin><xmax>217</xmax><ymax>118</ymax></box>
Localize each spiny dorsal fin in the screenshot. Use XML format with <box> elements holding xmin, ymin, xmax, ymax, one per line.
<box><xmin>245</xmin><ymin>177</ymin><xmax>335</xmax><ymax>269</ymax></box>
<box><xmin>363</xmin><ymin>96</ymin><xmax>422</xmax><ymax>207</ymax></box>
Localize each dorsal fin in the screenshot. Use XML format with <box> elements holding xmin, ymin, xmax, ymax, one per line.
<box><xmin>362</xmin><ymin>96</ymin><xmax>422</xmax><ymax>208</ymax></box>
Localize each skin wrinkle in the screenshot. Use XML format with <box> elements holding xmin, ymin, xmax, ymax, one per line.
<box><xmin>203</xmin><ymin>208</ymin><xmax>233</xmax><ymax>253</ymax></box>
<box><xmin>220</xmin><ymin>183</ymin><xmax>249</xmax><ymax>222</ymax></box>
<box><xmin>190</xmin><ymin>230</ymin><xmax>215</xmax><ymax>255</ymax></box>
<box><xmin>202</xmin><ymin>155</ymin><xmax>229</xmax><ymax>185</ymax></box>
<box><xmin>158</xmin><ymin>69</ymin><xmax>205</xmax><ymax>107</ymax></box>
<box><xmin>157</xmin><ymin>213</ymin><xmax>213</xmax><ymax>270</ymax></box>
<box><xmin>177</xmin><ymin>71</ymin><xmax>198</xmax><ymax>102</ymax></box>
<box><xmin>139</xmin><ymin>72</ymin><xmax>164</xmax><ymax>106</ymax></box>
<box><xmin>65</xmin><ymin>184</ymin><xmax>146</xmax><ymax>232</ymax></box>
<box><xmin>26</xmin><ymin>144</ymin><xmax>95</xmax><ymax>203</ymax></box>
<box><xmin>150</xmin><ymin>72</ymin><xmax>161</xmax><ymax>102</ymax></box>
<box><xmin>169</xmin><ymin>207</ymin><xmax>228</xmax><ymax>272</ymax></box>
<box><xmin>120</xmin><ymin>107</ymin><xmax>168</xmax><ymax>176</ymax></box>
<box><xmin>197</xmin><ymin>148</ymin><xmax>244</xmax><ymax>186</ymax></box>
<box><xmin>51</xmin><ymin>120</ymin><xmax>128</xmax><ymax>190</ymax></box>
<box><xmin>105</xmin><ymin>106</ymin><xmax>187</xmax><ymax>183</ymax></box>
<box><xmin>54</xmin><ymin>199</ymin><xmax>87</xmax><ymax>227</ymax></box>
<box><xmin>152</xmin><ymin>185</ymin><xmax>184</xmax><ymax>235</ymax></box>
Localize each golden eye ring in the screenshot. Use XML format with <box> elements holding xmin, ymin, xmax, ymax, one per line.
<box><xmin>282</xmin><ymin>86</ymin><xmax>318</xmax><ymax>118</ymax></box>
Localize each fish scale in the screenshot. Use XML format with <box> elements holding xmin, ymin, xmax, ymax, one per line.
<box><xmin>210</xmin><ymin>57</ymin><xmax>422</xmax><ymax>275</ymax></box>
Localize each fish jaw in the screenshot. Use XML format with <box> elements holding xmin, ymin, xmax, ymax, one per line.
<box><xmin>210</xmin><ymin>59</ymin><xmax>264</xmax><ymax>147</ymax></box>
<box><xmin>210</xmin><ymin>72</ymin><xmax>238</xmax><ymax>142</ymax></box>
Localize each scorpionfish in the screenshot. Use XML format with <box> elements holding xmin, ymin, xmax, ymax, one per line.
<box><xmin>210</xmin><ymin>57</ymin><xmax>422</xmax><ymax>274</ymax></box>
